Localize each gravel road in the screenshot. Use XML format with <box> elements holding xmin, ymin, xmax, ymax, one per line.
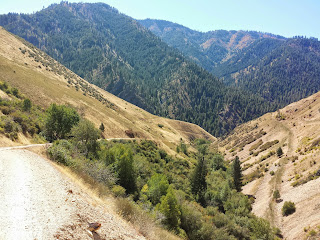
<box><xmin>0</xmin><ymin>148</ymin><xmax>145</xmax><ymax>240</ymax></box>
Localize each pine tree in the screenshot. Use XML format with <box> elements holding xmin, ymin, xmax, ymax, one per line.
<box><xmin>232</xmin><ymin>156</ymin><xmax>243</xmax><ymax>192</ymax></box>
<box><xmin>190</xmin><ymin>154</ymin><xmax>207</xmax><ymax>206</ymax></box>
<box><xmin>277</xmin><ymin>147</ymin><xmax>283</xmax><ymax>158</ymax></box>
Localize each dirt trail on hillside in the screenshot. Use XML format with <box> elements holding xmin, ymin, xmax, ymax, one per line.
<box><xmin>0</xmin><ymin>148</ymin><xmax>145</xmax><ymax>240</ymax></box>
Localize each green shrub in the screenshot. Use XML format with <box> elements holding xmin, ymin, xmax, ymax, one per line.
<box><xmin>23</xmin><ymin>98</ymin><xmax>32</xmax><ymax>112</ymax></box>
<box><xmin>249</xmin><ymin>139</ymin><xmax>263</xmax><ymax>151</ymax></box>
<box><xmin>157</xmin><ymin>186</ymin><xmax>181</xmax><ymax>231</ymax></box>
<box><xmin>273</xmin><ymin>190</ymin><xmax>280</xmax><ymax>200</ymax></box>
<box><xmin>112</xmin><ymin>185</ymin><xmax>126</xmax><ymax>197</ymax></box>
<box><xmin>260</xmin><ymin>140</ymin><xmax>279</xmax><ymax>152</ymax></box>
<box><xmin>250</xmin><ymin>217</ymin><xmax>275</xmax><ymax>240</ymax></box>
<box><xmin>308</xmin><ymin>229</ymin><xmax>317</xmax><ymax>237</ymax></box>
<box><xmin>48</xmin><ymin>140</ymin><xmax>73</xmax><ymax>165</ymax></box>
<box><xmin>282</xmin><ymin>201</ymin><xmax>296</xmax><ymax>216</ymax></box>
<box><xmin>146</xmin><ymin>173</ymin><xmax>169</xmax><ymax>205</ymax></box>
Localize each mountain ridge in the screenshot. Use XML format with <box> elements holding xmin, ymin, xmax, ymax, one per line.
<box><xmin>0</xmin><ymin>26</ymin><xmax>215</xmax><ymax>153</ymax></box>
<box><xmin>139</xmin><ymin>18</ymin><xmax>286</xmax><ymax>69</ymax></box>
<box><xmin>0</xmin><ymin>2</ymin><xmax>278</xmax><ymax>136</ymax></box>
<box><xmin>140</xmin><ymin>18</ymin><xmax>320</xmax><ymax>110</ymax></box>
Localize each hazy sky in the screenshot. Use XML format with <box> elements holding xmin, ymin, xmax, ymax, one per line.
<box><xmin>1</xmin><ymin>0</ymin><xmax>319</xmax><ymax>39</ymax></box>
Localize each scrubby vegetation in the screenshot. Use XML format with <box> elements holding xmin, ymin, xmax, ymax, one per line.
<box><xmin>273</xmin><ymin>190</ymin><xmax>280</xmax><ymax>201</ymax></box>
<box><xmin>251</xmin><ymin>140</ymin><xmax>280</xmax><ymax>157</ymax></box>
<box><xmin>0</xmin><ymin>81</ymin><xmax>279</xmax><ymax>238</ymax></box>
<box><xmin>44</xmin><ymin>106</ymin><xmax>278</xmax><ymax>239</ymax></box>
<box><xmin>282</xmin><ymin>201</ymin><xmax>296</xmax><ymax>216</ymax></box>
<box><xmin>0</xmin><ymin>81</ymin><xmax>45</xmax><ymax>141</ymax></box>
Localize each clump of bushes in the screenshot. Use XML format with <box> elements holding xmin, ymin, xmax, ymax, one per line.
<box><xmin>260</xmin><ymin>140</ymin><xmax>279</xmax><ymax>152</ymax></box>
<box><xmin>282</xmin><ymin>201</ymin><xmax>296</xmax><ymax>216</ymax></box>
<box><xmin>260</xmin><ymin>151</ymin><xmax>275</xmax><ymax>161</ymax></box>
<box><xmin>0</xmin><ymin>82</ymin><xmax>44</xmax><ymax>141</ymax></box>
<box><xmin>47</xmin><ymin>140</ymin><xmax>73</xmax><ymax>165</ymax></box>
<box><xmin>273</xmin><ymin>190</ymin><xmax>280</xmax><ymax>200</ymax></box>
<box><xmin>249</xmin><ymin>139</ymin><xmax>263</xmax><ymax>151</ymax></box>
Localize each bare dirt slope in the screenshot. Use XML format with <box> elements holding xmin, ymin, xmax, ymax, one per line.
<box><xmin>218</xmin><ymin>92</ymin><xmax>320</xmax><ymax>239</ymax></box>
<box><xmin>0</xmin><ymin>27</ymin><xmax>215</xmax><ymax>154</ymax></box>
<box><xmin>0</xmin><ymin>147</ymin><xmax>145</xmax><ymax>240</ymax></box>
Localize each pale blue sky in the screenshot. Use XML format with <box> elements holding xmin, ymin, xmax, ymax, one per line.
<box><xmin>1</xmin><ymin>0</ymin><xmax>319</xmax><ymax>39</ymax></box>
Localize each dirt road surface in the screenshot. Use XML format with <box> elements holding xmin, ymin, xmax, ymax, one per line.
<box><xmin>0</xmin><ymin>148</ymin><xmax>145</xmax><ymax>240</ymax></box>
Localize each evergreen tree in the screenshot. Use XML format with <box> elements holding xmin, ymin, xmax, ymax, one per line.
<box><xmin>277</xmin><ymin>147</ymin><xmax>283</xmax><ymax>158</ymax></box>
<box><xmin>232</xmin><ymin>156</ymin><xmax>243</xmax><ymax>192</ymax></box>
<box><xmin>191</xmin><ymin>154</ymin><xmax>207</xmax><ymax>206</ymax></box>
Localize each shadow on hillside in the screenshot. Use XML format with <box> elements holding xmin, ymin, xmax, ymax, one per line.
<box><xmin>92</xmin><ymin>231</ymin><xmax>102</xmax><ymax>240</ymax></box>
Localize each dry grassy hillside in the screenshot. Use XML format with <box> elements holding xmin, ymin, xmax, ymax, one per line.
<box><xmin>0</xmin><ymin>27</ymin><xmax>215</xmax><ymax>153</ymax></box>
<box><xmin>218</xmin><ymin>91</ymin><xmax>320</xmax><ymax>239</ymax></box>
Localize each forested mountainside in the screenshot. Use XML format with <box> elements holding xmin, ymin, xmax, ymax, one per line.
<box><xmin>0</xmin><ymin>2</ymin><xmax>277</xmax><ymax>136</ymax></box>
<box><xmin>0</xmin><ymin>26</ymin><xmax>214</xmax><ymax>152</ymax></box>
<box><xmin>141</xmin><ymin>19</ymin><xmax>320</xmax><ymax>108</ymax></box>
<box><xmin>139</xmin><ymin>19</ymin><xmax>285</xmax><ymax>72</ymax></box>
<box><xmin>214</xmin><ymin>37</ymin><xmax>320</xmax><ymax>106</ymax></box>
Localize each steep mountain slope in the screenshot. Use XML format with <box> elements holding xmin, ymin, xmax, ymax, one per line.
<box><xmin>217</xmin><ymin>91</ymin><xmax>320</xmax><ymax>239</ymax></box>
<box><xmin>0</xmin><ymin>26</ymin><xmax>215</xmax><ymax>153</ymax></box>
<box><xmin>0</xmin><ymin>2</ymin><xmax>277</xmax><ymax>136</ymax></box>
<box><xmin>139</xmin><ymin>19</ymin><xmax>284</xmax><ymax>72</ymax></box>
<box><xmin>141</xmin><ymin>19</ymin><xmax>320</xmax><ymax>109</ymax></box>
<box><xmin>215</xmin><ymin>37</ymin><xmax>320</xmax><ymax>106</ymax></box>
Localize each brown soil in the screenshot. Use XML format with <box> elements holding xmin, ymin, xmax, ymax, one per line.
<box><xmin>221</xmin><ymin>91</ymin><xmax>320</xmax><ymax>239</ymax></box>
